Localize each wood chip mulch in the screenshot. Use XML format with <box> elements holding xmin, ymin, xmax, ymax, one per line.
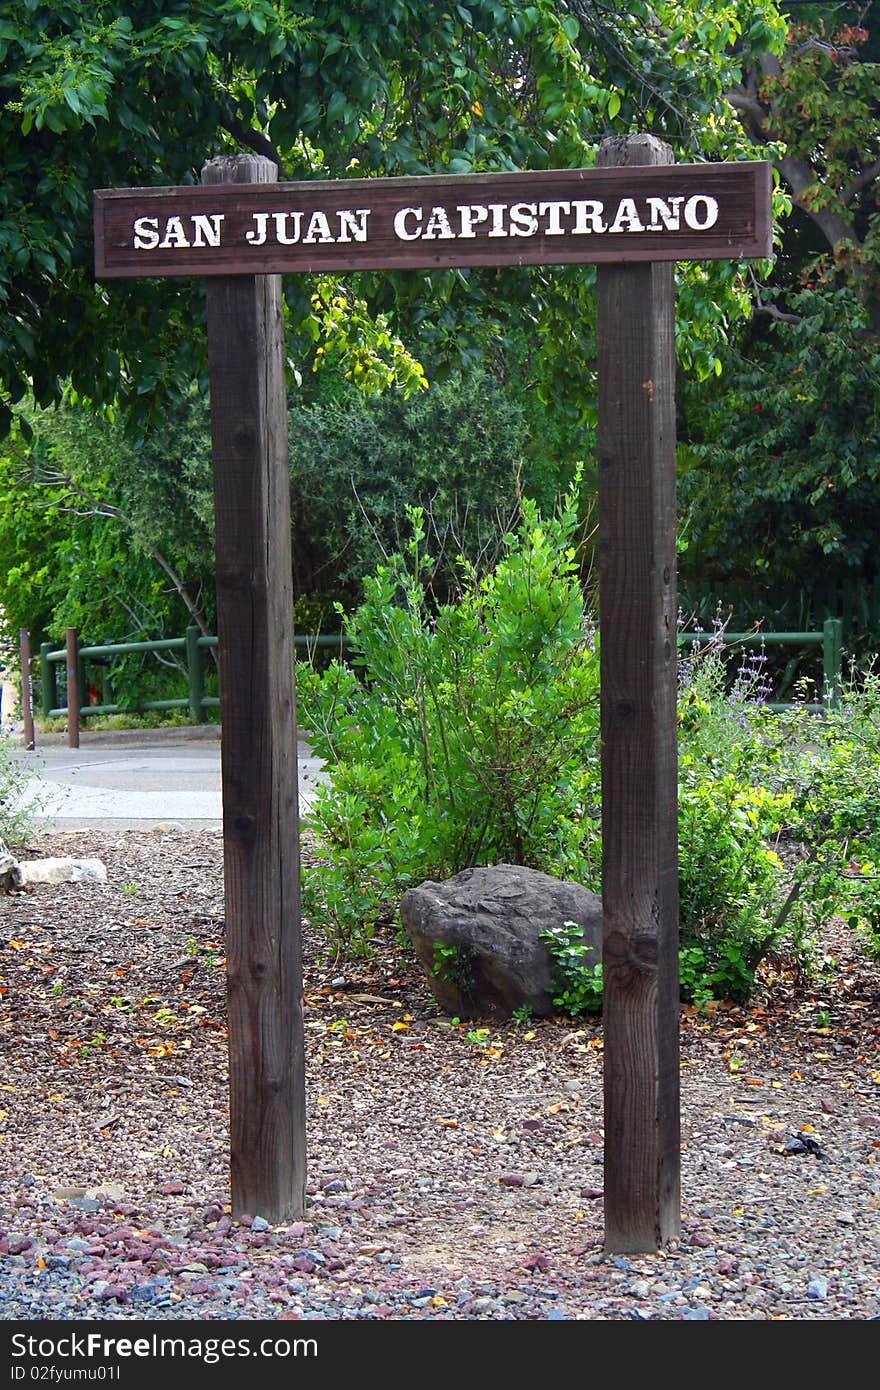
<box><xmin>1</xmin><ymin>826</ymin><xmax>879</xmax><ymax>1321</ymax></box>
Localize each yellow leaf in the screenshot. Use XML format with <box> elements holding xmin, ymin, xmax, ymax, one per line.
<box><xmin>790</xmin><ymin>1071</ymin><xmax>802</xmax><ymax>1081</ymax></box>
<box><xmin>732</xmin><ymin>1206</ymin><xmax>744</xmax><ymax>1216</ymax></box>
<box><xmin>431</xmin><ymin>1295</ymin><xmax>447</xmax><ymax>1307</ymax></box>
<box><xmin>771</xmin><ymin>1080</ymin><xmax>783</xmax><ymax>1088</ymax></box>
<box><xmin>0</xmin><ymin>1110</ymin><xmax>8</xmax><ymax>1122</ymax></box>
<box><xmin>524</xmin><ymin>1030</ymin><xmax>536</xmax><ymax>1041</ymax></box>
<box><xmin>391</xmin><ymin>1021</ymin><xmax>410</xmax><ymax>1032</ymax></box>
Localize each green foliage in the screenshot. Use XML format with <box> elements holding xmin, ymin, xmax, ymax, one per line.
<box><xmin>540</xmin><ymin>920</ymin><xmax>603</xmax><ymax>1016</ymax></box>
<box><xmin>431</xmin><ymin>941</ymin><xmax>477</xmax><ymax>1001</ymax></box>
<box><xmin>779</xmin><ymin>667</ymin><xmax>880</xmax><ymax>960</ymax></box>
<box><xmin>288</xmin><ymin>367</ymin><xmax>534</xmax><ymax>603</ymax></box>
<box><xmin>0</xmin><ymin>393</ymin><xmax>215</xmax><ymax>665</ymax></box>
<box><xmin>0</xmin><ymin>0</ymin><xmax>781</xmax><ymax>438</ymax></box>
<box><xmin>0</xmin><ymin>739</ymin><xmax>41</xmax><ymax>847</ymax></box>
<box><xmin>679</xmin><ymin>285</ymin><xmax>880</xmax><ymax>630</ymax></box>
<box><xmin>300</xmin><ymin>508</ymin><xmax>880</xmax><ymax>1006</ymax></box>
<box><xmin>297</xmin><ymin>475</ymin><xmax>602</xmax><ymax>956</ymax></box>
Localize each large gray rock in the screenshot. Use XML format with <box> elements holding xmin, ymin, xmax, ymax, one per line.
<box><xmin>400</xmin><ymin>862</ymin><xmax>603</xmax><ymax>1019</ymax></box>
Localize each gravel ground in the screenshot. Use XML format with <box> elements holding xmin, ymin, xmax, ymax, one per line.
<box><xmin>1</xmin><ymin>826</ymin><xmax>879</xmax><ymax>1322</ymax></box>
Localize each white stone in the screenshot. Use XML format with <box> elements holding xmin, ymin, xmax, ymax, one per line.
<box><xmin>16</xmin><ymin>856</ymin><xmax>107</xmax><ymax>885</ymax></box>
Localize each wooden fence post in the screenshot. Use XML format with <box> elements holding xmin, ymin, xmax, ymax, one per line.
<box><xmin>202</xmin><ymin>152</ymin><xmax>306</xmax><ymax>1223</ymax></box>
<box><xmin>19</xmin><ymin>629</ymin><xmax>35</xmax><ymax>750</ymax></box>
<box><xmin>597</xmin><ymin>134</ymin><xmax>681</xmax><ymax>1252</ymax></box>
<box><xmin>65</xmin><ymin>627</ymin><xmax>80</xmax><ymax>749</ymax></box>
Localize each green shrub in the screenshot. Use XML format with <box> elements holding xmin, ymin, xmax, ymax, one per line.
<box><xmin>298</xmin><ymin>506</ymin><xmax>880</xmax><ymax>1004</ymax></box>
<box><xmin>0</xmin><ymin>739</ymin><xmax>41</xmax><ymax>848</ymax></box>
<box><xmin>297</xmin><ymin>477</ymin><xmax>601</xmax><ymax>957</ymax></box>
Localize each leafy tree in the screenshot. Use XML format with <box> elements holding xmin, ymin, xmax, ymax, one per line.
<box><xmin>0</xmin><ymin>396</ymin><xmax>216</xmax><ymax>647</ymax></box>
<box><xmin>287</xmin><ymin>367</ymin><xmax>536</xmax><ymax>604</ymax></box>
<box><xmin>0</xmin><ymin>0</ymin><xmax>784</xmax><ymax>439</ymax></box>
<box><xmin>727</xmin><ymin>2</ymin><xmax>880</xmax><ymax>329</ymax></box>
<box><xmin>678</xmin><ymin>283</ymin><xmax>880</xmax><ymax>630</ymax></box>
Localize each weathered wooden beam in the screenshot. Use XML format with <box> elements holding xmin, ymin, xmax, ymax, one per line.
<box><xmin>19</xmin><ymin>628</ymin><xmax>35</xmax><ymax>750</ymax></box>
<box><xmin>65</xmin><ymin>628</ymin><xmax>80</xmax><ymax>750</ymax></box>
<box><xmin>597</xmin><ymin>134</ymin><xmax>681</xmax><ymax>1253</ymax></box>
<box><xmin>202</xmin><ymin>153</ymin><xmax>306</xmax><ymax>1223</ymax></box>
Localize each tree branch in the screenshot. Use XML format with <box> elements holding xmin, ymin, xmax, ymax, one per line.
<box><xmin>218</xmin><ymin>118</ymin><xmax>287</xmax><ymax>178</ymax></box>
<box><xmin>10</xmin><ymin>447</ymin><xmax>215</xmax><ymax>650</ymax></box>
<box><xmin>842</xmin><ymin>157</ymin><xmax>880</xmax><ymax>208</ymax></box>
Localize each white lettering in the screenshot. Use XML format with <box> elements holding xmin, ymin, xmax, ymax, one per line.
<box><xmin>571</xmin><ymin>200</ymin><xmax>607</xmax><ymax>234</ymax></box>
<box><xmin>509</xmin><ymin>201</ymin><xmax>538</xmax><ymax>236</ymax></box>
<box><xmin>272</xmin><ymin>211</ymin><xmax>303</xmax><ymax>245</ymax></box>
<box><xmin>132</xmin><ymin>216</ymin><xmax>160</xmax><ymax>250</ymax></box>
<box><xmin>246</xmin><ymin>213</ymin><xmax>268</xmax><ymax>245</ymax></box>
<box><xmin>302</xmin><ymin>210</ymin><xmax>335</xmax><ymax>244</ymax></box>
<box><xmin>538</xmin><ymin>200</ymin><xmax>571</xmax><ymax>234</ymax></box>
<box><xmin>487</xmin><ymin>204</ymin><xmax>508</xmax><ymax>237</ymax></box>
<box><xmin>646</xmin><ymin>196</ymin><xmax>684</xmax><ymax>231</ymax></box>
<box><xmin>190</xmin><ymin>214</ymin><xmax>224</xmax><ymax>247</ymax></box>
<box><xmin>393</xmin><ymin>206</ymin><xmax>422</xmax><ymax>240</ymax></box>
<box><xmin>336</xmin><ymin>208</ymin><xmax>371</xmax><ymax>242</ymax></box>
<box><xmin>157</xmin><ymin>216</ymin><xmax>191</xmax><ymax>249</ymax></box>
<box><xmin>684</xmin><ymin>194</ymin><xmax>719</xmax><ymax>230</ymax></box>
<box><xmin>608</xmin><ymin>198</ymin><xmax>645</xmax><ymax>234</ymax></box>
<box><xmin>456</xmin><ymin>204</ymin><xmax>489</xmax><ymax>238</ymax></box>
<box><xmin>422</xmin><ymin>206</ymin><xmax>456</xmax><ymax>240</ymax></box>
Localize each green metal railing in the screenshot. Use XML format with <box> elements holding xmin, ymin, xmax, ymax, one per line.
<box><xmin>28</xmin><ymin>617</ymin><xmax>843</xmax><ymax>737</ymax></box>
<box><xmin>677</xmin><ymin>616</ymin><xmax>843</xmax><ymax>712</ymax></box>
<box><xmin>37</xmin><ymin>627</ymin><xmax>350</xmax><ymax>724</ymax></box>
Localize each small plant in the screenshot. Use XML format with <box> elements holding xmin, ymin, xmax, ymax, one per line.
<box><xmin>510</xmin><ymin>1003</ymin><xmax>533</xmax><ymax>1029</ymax></box>
<box><xmin>540</xmin><ymin>920</ymin><xmax>603</xmax><ymax>1016</ymax></box>
<box><xmin>815</xmin><ymin>1008</ymin><xmax>831</xmax><ymax>1030</ymax></box>
<box><xmin>432</xmin><ymin>940</ymin><xmax>476</xmax><ymax>986</ymax></box>
<box><xmin>464</xmin><ymin>1026</ymin><xmax>491</xmax><ymax>1047</ymax></box>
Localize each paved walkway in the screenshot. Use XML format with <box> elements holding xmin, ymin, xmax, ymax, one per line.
<box><xmin>2</xmin><ymin>724</ymin><xmax>326</xmax><ymax>830</ymax></box>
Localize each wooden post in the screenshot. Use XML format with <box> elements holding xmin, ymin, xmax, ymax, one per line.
<box><xmin>19</xmin><ymin>629</ymin><xmax>35</xmax><ymax>750</ymax></box>
<box><xmin>597</xmin><ymin>134</ymin><xmax>681</xmax><ymax>1252</ymax></box>
<box><xmin>65</xmin><ymin>627</ymin><xmax>80</xmax><ymax>749</ymax></box>
<box><xmin>202</xmin><ymin>153</ymin><xmax>306</xmax><ymax>1223</ymax></box>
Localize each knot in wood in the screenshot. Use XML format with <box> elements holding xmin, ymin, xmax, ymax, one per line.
<box><xmin>604</xmin><ymin>930</ymin><xmax>658</xmax><ymax>987</ymax></box>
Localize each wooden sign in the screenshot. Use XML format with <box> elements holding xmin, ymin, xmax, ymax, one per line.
<box><xmin>94</xmin><ymin>161</ymin><xmax>771</xmax><ymax>278</ymax></box>
<box><xmin>90</xmin><ymin>138</ymin><xmax>773</xmax><ymax>1250</ymax></box>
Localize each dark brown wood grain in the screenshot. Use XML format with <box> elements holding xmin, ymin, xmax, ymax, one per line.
<box><xmin>597</xmin><ymin>135</ymin><xmax>681</xmax><ymax>1253</ymax></box>
<box><xmin>19</xmin><ymin>628</ymin><xmax>35</xmax><ymax>750</ymax></box>
<box><xmin>65</xmin><ymin>627</ymin><xmax>80</xmax><ymax>750</ymax></box>
<box><xmin>94</xmin><ymin>161</ymin><xmax>772</xmax><ymax>278</ymax></box>
<box><xmin>203</xmin><ymin>153</ymin><xmax>306</xmax><ymax>1223</ymax></box>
